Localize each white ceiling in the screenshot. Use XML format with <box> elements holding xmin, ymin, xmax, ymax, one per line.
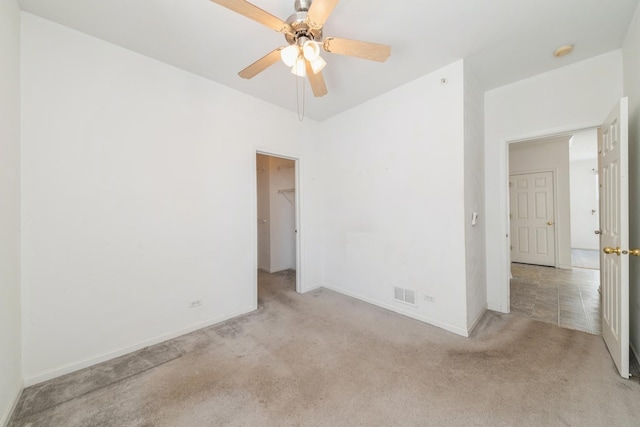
<box><xmin>18</xmin><ymin>0</ymin><xmax>640</xmax><ymax>121</ymax></box>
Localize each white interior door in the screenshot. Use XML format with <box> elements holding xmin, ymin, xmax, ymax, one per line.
<box><xmin>599</xmin><ymin>98</ymin><xmax>629</xmax><ymax>379</ymax></box>
<box><xmin>510</xmin><ymin>172</ymin><xmax>556</xmax><ymax>266</ymax></box>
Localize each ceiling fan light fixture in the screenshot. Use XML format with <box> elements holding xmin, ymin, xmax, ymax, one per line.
<box><xmin>310</xmin><ymin>56</ymin><xmax>326</xmax><ymax>74</ymax></box>
<box><xmin>291</xmin><ymin>57</ymin><xmax>307</xmax><ymax>77</ymax></box>
<box><xmin>281</xmin><ymin>45</ymin><xmax>300</xmax><ymax>67</ymax></box>
<box><xmin>302</xmin><ymin>40</ymin><xmax>320</xmax><ymax>61</ymax></box>
<box><xmin>210</xmin><ymin>0</ymin><xmax>391</xmax><ymax>101</ymax></box>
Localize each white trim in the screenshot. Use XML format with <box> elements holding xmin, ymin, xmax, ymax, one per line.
<box><xmin>299</xmin><ymin>284</ymin><xmax>322</xmax><ymax>293</ymax></box>
<box><xmin>498</xmin><ymin>122</ymin><xmax>602</xmax><ymax>313</ymax></box>
<box><xmin>295</xmin><ymin>157</ymin><xmax>304</xmax><ymax>293</ymax></box>
<box><xmin>467</xmin><ymin>304</ymin><xmax>488</xmax><ymax>334</ymax></box>
<box><xmin>507</xmin><ymin>123</ymin><xmax>600</xmax><ymax>145</ymax></box>
<box><xmin>487</xmin><ymin>303</ymin><xmax>504</xmax><ymax>312</ymax></box>
<box><xmin>322</xmin><ymin>284</ymin><xmax>469</xmax><ymax>337</ymax></box>
<box><xmin>23</xmin><ymin>306</ymin><xmax>255</xmax><ymax>386</ymax></box>
<box><xmin>251</xmin><ymin>152</ymin><xmax>260</xmax><ymax>318</ymax></box>
<box><xmin>552</xmin><ymin>168</ymin><xmax>560</xmax><ymax>268</ymax></box>
<box><xmin>259</xmin><ymin>267</ymin><xmax>295</xmax><ymax>274</ymax></box>
<box><xmin>1</xmin><ymin>381</ymin><xmax>23</xmax><ymax>427</ymax></box>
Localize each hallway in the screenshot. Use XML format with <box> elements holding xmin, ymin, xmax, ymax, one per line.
<box><xmin>510</xmin><ymin>263</ymin><xmax>601</xmax><ymax>335</ymax></box>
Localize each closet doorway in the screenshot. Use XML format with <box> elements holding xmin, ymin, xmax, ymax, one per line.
<box><xmin>256</xmin><ymin>153</ymin><xmax>298</xmax><ymax>297</ymax></box>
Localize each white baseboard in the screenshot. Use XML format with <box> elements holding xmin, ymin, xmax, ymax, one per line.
<box><xmin>269</xmin><ymin>267</ymin><xmax>295</xmax><ymax>273</ymax></box>
<box><xmin>487</xmin><ymin>303</ymin><xmax>509</xmax><ymax>313</ymax></box>
<box><xmin>1</xmin><ymin>380</ymin><xmax>23</xmax><ymax>427</ymax></box>
<box><xmin>24</xmin><ymin>306</ymin><xmax>255</xmax><ymax>387</ymax></box>
<box><xmin>322</xmin><ymin>284</ymin><xmax>469</xmax><ymax>337</ymax></box>
<box><xmin>487</xmin><ymin>304</ymin><xmax>504</xmax><ymax>313</ymax></box>
<box><xmin>299</xmin><ymin>284</ymin><xmax>322</xmax><ymax>294</ymax></box>
<box><xmin>259</xmin><ymin>267</ymin><xmax>295</xmax><ymax>274</ymax></box>
<box><xmin>467</xmin><ymin>304</ymin><xmax>488</xmax><ymax>334</ymax></box>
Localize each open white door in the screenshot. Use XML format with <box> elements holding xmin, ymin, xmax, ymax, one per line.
<box><xmin>599</xmin><ymin>97</ymin><xmax>629</xmax><ymax>378</ymax></box>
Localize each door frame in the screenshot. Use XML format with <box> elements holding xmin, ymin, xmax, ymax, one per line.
<box><xmin>508</xmin><ymin>169</ymin><xmax>559</xmax><ymax>268</ymax></box>
<box><xmin>252</xmin><ymin>148</ymin><xmax>303</xmax><ymax>301</ymax></box>
<box><xmin>498</xmin><ymin>124</ymin><xmax>601</xmax><ymax>313</ymax></box>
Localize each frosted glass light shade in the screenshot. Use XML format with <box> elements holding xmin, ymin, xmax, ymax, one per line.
<box><xmin>302</xmin><ymin>40</ymin><xmax>320</xmax><ymax>61</ymax></box>
<box><xmin>281</xmin><ymin>45</ymin><xmax>299</xmax><ymax>67</ymax></box>
<box><xmin>310</xmin><ymin>56</ymin><xmax>326</xmax><ymax>74</ymax></box>
<box><xmin>291</xmin><ymin>58</ymin><xmax>306</xmax><ymax>77</ymax></box>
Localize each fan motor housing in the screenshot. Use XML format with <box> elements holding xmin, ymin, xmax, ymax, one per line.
<box><xmin>285</xmin><ymin>10</ymin><xmax>322</xmax><ymax>45</ymax></box>
<box><xmin>294</xmin><ymin>0</ymin><xmax>312</xmax><ymax>11</ymax></box>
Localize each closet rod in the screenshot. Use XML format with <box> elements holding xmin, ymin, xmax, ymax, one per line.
<box><xmin>277</xmin><ymin>188</ymin><xmax>295</xmax><ymax>194</ymax></box>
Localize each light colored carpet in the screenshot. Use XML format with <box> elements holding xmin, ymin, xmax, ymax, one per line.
<box><xmin>10</xmin><ymin>270</ymin><xmax>640</xmax><ymax>426</ymax></box>
<box><xmin>571</xmin><ymin>248</ymin><xmax>600</xmax><ymax>270</ymax></box>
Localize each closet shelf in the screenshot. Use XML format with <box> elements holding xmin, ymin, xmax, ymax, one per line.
<box><xmin>277</xmin><ymin>188</ymin><xmax>295</xmax><ymax>194</ymax></box>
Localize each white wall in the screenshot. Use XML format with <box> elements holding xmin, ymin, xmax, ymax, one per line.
<box><xmin>568</xmin><ymin>129</ymin><xmax>599</xmax><ymax>252</ymax></box>
<box><xmin>509</xmin><ymin>136</ymin><xmax>572</xmax><ymax>268</ymax></box>
<box><xmin>485</xmin><ymin>51</ymin><xmax>623</xmax><ymax>311</ymax></box>
<box><xmin>0</xmin><ymin>0</ymin><xmax>23</xmax><ymax>424</ymax></box>
<box><xmin>320</xmin><ymin>60</ymin><xmax>470</xmax><ymax>336</ymax></box>
<box><xmin>570</xmin><ymin>158</ymin><xmax>599</xmax><ymax>250</ymax></box>
<box><xmin>20</xmin><ymin>13</ymin><xmax>324</xmax><ymax>384</ymax></box>
<box><xmin>623</xmin><ymin>2</ymin><xmax>640</xmax><ymax>358</ymax></box>
<box><xmin>463</xmin><ymin>61</ymin><xmax>487</xmax><ymax>331</ymax></box>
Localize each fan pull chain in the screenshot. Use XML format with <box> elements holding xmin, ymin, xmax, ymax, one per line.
<box><xmin>296</xmin><ymin>75</ymin><xmax>305</xmax><ymax>121</ymax></box>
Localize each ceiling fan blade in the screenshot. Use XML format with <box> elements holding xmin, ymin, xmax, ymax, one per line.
<box><xmin>238</xmin><ymin>48</ymin><xmax>283</xmax><ymax>79</ymax></box>
<box><xmin>209</xmin><ymin>0</ymin><xmax>292</xmax><ymax>33</ymax></box>
<box><xmin>323</xmin><ymin>37</ymin><xmax>391</xmax><ymax>62</ymax></box>
<box><xmin>306</xmin><ymin>61</ymin><xmax>328</xmax><ymax>97</ymax></box>
<box><xmin>306</xmin><ymin>0</ymin><xmax>340</xmax><ymax>29</ymax></box>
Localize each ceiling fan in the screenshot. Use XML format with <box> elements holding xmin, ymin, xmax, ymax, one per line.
<box><xmin>209</xmin><ymin>0</ymin><xmax>391</xmax><ymax>97</ymax></box>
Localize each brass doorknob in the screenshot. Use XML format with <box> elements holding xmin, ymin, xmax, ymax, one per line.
<box><xmin>603</xmin><ymin>246</ymin><xmax>622</xmax><ymax>256</ymax></box>
<box><xmin>604</xmin><ymin>247</ymin><xmax>640</xmax><ymax>256</ymax></box>
<box><xmin>547</xmin><ymin>221</ymin><xmax>555</xmax><ymax>226</ymax></box>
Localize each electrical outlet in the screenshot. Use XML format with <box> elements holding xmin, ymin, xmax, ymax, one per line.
<box><xmin>423</xmin><ymin>295</ymin><xmax>435</xmax><ymax>303</ymax></box>
<box><xmin>189</xmin><ymin>300</ymin><xmax>203</xmax><ymax>308</ymax></box>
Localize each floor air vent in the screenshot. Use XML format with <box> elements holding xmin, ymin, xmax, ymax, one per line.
<box><xmin>394</xmin><ymin>287</ymin><xmax>416</xmax><ymax>306</ymax></box>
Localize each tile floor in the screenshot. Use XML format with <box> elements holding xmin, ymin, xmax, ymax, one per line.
<box><xmin>571</xmin><ymin>248</ymin><xmax>600</xmax><ymax>270</ymax></box>
<box><xmin>510</xmin><ymin>263</ymin><xmax>601</xmax><ymax>335</ymax></box>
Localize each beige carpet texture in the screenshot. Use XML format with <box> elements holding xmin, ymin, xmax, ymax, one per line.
<box><xmin>9</xmin><ymin>270</ymin><xmax>640</xmax><ymax>426</ymax></box>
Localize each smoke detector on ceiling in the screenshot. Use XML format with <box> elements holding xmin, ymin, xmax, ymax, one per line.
<box><xmin>554</xmin><ymin>44</ymin><xmax>574</xmax><ymax>57</ymax></box>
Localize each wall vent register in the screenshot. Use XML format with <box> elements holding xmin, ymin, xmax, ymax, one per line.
<box><xmin>394</xmin><ymin>287</ymin><xmax>416</xmax><ymax>306</ymax></box>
